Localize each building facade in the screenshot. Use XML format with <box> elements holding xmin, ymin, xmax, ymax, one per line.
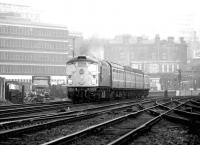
<box><xmin>0</xmin><ymin>3</ymin><xmax>70</xmax><ymax>84</ymax></box>
<box><xmin>104</xmin><ymin>35</ymin><xmax>133</xmax><ymax>66</ymax></box>
<box><xmin>104</xmin><ymin>35</ymin><xmax>188</xmax><ymax>91</ymax></box>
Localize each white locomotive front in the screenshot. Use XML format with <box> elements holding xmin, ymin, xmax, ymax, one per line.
<box><xmin>66</xmin><ymin>56</ymin><xmax>102</xmax><ymax>102</ymax></box>
<box><xmin>66</xmin><ymin>56</ymin><xmax>99</xmax><ymax>87</ymax></box>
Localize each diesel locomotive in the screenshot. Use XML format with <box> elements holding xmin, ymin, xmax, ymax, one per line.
<box><xmin>66</xmin><ymin>56</ymin><xmax>150</xmax><ymax>103</ymax></box>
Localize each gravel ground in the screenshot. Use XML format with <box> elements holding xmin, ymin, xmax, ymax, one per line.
<box><xmin>182</xmin><ymin>102</ymin><xmax>200</xmax><ymax>114</ymax></box>
<box><xmin>165</xmin><ymin>102</ymin><xmax>180</xmax><ymax>108</ymax></box>
<box><xmin>178</xmin><ymin>105</ymin><xmax>200</xmax><ymax>114</ymax></box>
<box><xmin>156</xmin><ymin>98</ymin><xmax>171</xmax><ymax>104</ymax></box>
<box><xmin>130</xmin><ymin>119</ymin><xmax>200</xmax><ymax>145</ymax></box>
<box><xmin>150</xmin><ymin>107</ymin><xmax>166</xmax><ymax>114</ymax></box>
<box><xmin>2</xmin><ymin>108</ymin><xmax>134</xmax><ymax>145</ymax></box>
<box><xmin>142</xmin><ymin>102</ymin><xmax>155</xmax><ymax>108</ymax></box>
<box><xmin>69</xmin><ymin>113</ymin><xmax>154</xmax><ymax>145</ymax></box>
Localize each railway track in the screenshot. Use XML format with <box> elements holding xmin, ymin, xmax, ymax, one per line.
<box><xmin>0</xmin><ymin>98</ymin><xmax>157</xmax><ymax>141</ymax></box>
<box><xmin>0</xmin><ymin>101</ymin><xmax>71</xmax><ymax>110</ymax></box>
<box><xmin>0</xmin><ymin>96</ymin><xmax>197</xmax><ymax>144</ymax></box>
<box><xmin>0</xmin><ymin>98</ymin><xmax>153</xmax><ymax>119</ymax></box>
<box><xmin>0</xmin><ymin>97</ymin><xmax>156</xmax><ymax>123</ymax></box>
<box><xmin>40</xmin><ymin>98</ymin><xmax>199</xmax><ymax>145</ymax></box>
<box><xmin>0</xmin><ymin>101</ymin><xmax>72</xmax><ymax>118</ymax></box>
<box><xmin>0</xmin><ymin>96</ymin><xmax>194</xmax><ymax>120</ymax></box>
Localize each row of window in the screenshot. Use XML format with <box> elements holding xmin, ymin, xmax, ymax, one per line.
<box><xmin>132</xmin><ymin>63</ymin><xmax>180</xmax><ymax>73</ymax></box>
<box><xmin>112</xmin><ymin>68</ymin><xmax>143</xmax><ymax>83</ymax></box>
<box><xmin>0</xmin><ymin>52</ymin><xmax>68</xmax><ymax>64</ymax></box>
<box><xmin>0</xmin><ymin>25</ymin><xmax>68</xmax><ymax>39</ymax></box>
<box><xmin>0</xmin><ymin>65</ymin><xmax>65</xmax><ymax>75</ymax></box>
<box><xmin>0</xmin><ymin>39</ymin><xmax>68</xmax><ymax>51</ymax></box>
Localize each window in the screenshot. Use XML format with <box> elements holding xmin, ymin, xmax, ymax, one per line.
<box><xmin>132</xmin><ymin>64</ymin><xmax>138</xmax><ymax>69</ymax></box>
<box><xmin>177</xmin><ymin>64</ymin><xmax>179</xmax><ymax>70</ymax></box>
<box><xmin>149</xmin><ymin>64</ymin><xmax>159</xmax><ymax>73</ymax></box>
<box><xmin>162</xmin><ymin>53</ymin><xmax>167</xmax><ymax>60</ymax></box>
<box><xmin>167</xmin><ymin>64</ymin><xmax>169</xmax><ymax>72</ymax></box>
<box><xmin>169</xmin><ymin>64</ymin><xmax>172</xmax><ymax>72</ymax></box>
<box><xmin>172</xmin><ymin>64</ymin><xmax>174</xmax><ymax>72</ymax></box>
<box><xmin>164</xmin><ymin>64</ymin><xmax>167</xmax><ymax>72</ymax></box>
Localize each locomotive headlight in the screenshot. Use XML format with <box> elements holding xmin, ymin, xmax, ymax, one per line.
<box><xmin>67</xmin><ymin>79</ymin><xmax>73</xmax><ymax>85</ymax></box>
<box><xmin>91</xmin><ymin>75</ymin><xmax>97</xmax><ymax>85</ymax></box>
<box><xmin>91</xmin><ymin>79</ymin><xmax>96</xmax><ymax>85</ymax></box>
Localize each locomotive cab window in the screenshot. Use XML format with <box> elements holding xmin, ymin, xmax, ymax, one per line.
<box><xmin>88</xmin><ymin>63</ymin><xmax>98</xmax><ymax>73</ymax></box>
<box><xmin>66</xmin><ymin>63</ymin><xmax>76</xmax><ymax>75</ymax></box>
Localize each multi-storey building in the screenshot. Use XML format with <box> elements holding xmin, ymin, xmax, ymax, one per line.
<box><xmin>0</xmin><ymin>3</ymin><xmax>70</xmax><ymax>85</ymax></box>
<box><xmin>130</xmin><ymin>35</ymin><xmax>187</xmax><ymax>90</ymax></box>
<box><xmin>105</xmin><ymin>35</ymin><xmax>188</xmax><ymax>91</ymax></box>
<box><xmin>184</xmin><ymin>32</ymin><xmax>200</xmax><ymax>90</ymax></box>
<box><xmin>104</xmin><ymin>35</ymin><xmax>132</xmax><ymax>66</ymax></box>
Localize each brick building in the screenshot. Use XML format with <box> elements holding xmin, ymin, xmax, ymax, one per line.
<box><xmin>104</xmin><ymin>35</ymin><xmax>132</xmax><ymax>66</ymax></box>
<box><xmin>104</xmin><ymin>35</ymin><xmax>188</xmax><ymax>91</ymax></box>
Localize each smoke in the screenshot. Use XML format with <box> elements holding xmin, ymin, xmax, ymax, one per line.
<box><xmin>88</xmin><ymin>46</ymin><xmax>104</xmax><ymax>60</ymax></box>
<box><xmin>79</xmin><ymin>37</ymin><xmax>106</xmax><ymax>60</ymax></box>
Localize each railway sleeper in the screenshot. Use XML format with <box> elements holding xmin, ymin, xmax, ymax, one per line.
<box><xmin>190</xmin><ymin>100</ymin><xmax>200</xmax><ymax>106</ymax></box>
<box><xmin>173</xmin><ymin>109</ymin><xmax>200</xmax><ymax>120</ymax></box>
<box><xmin>184</xmin><ymin>103</ymin><xmax>200</xmax><ymax>111</ymax></box>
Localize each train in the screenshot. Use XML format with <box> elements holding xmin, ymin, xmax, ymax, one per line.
<box><xmin>66</xmin><ymin>56</ymin><xmax>150</xmax><ymax>103</ymax></box>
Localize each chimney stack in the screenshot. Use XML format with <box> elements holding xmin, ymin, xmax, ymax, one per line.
<box><xmin>168</xmin><ymin>37</ymin><xmax>174</xmax><ymax>43</ymax></box>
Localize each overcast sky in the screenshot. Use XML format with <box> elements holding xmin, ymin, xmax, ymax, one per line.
<box><xmin>0</xmin><ymin>0</ymin><xmax>200</xmax><ymax>39</ymax></box>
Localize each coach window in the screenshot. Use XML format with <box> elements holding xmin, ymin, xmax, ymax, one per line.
<box><xmin>117</xmin><ymin>70</ymin><xmax>119</xmax><ymax>80</ymax></box>
<box><xmin>115</xmin><ymin>69</ymin><xmax>117</xmax><ymax>80</ymax></box>
<box><xmin>118</xmin><ymin>70</ymin><xmax>120</xmax><ymax>80</ymax></box>
<box><xmin>112</xmin><ymin>69</ymin><xmax>115</xmax><ymax>79</ymax></box>
<box><xmin>119</xmin><ymin>70</ymin><xmax>122</xmax><ymax>80</ymax></box>
<box><xmin>120</xmin><ymin>70</ymin><xmax>122</xmax><ymax>80</ymax></box>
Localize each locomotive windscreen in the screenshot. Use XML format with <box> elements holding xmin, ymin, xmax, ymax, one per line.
<box><xmin>88</xmin><ymin>63</ymin><xmax>98</xmax><ymax>72</ymax></box>
<box><xmin>78</xmin><ymin>61</ymin><xmax>87</xmax><ymax>67</ymax></box>
<box><xmin>66</xmin><ymin>63</ymin><xmax>76</xmax><ymax>75</ymax></box>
